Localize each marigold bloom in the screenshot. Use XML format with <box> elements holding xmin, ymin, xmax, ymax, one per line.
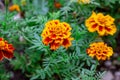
<box><xmin>0</xmin><ymin>38</ymin><xmax>14</xmax><ymax>61</ymax></box>
<box><xmin>41</xmin><ymin>20</ymin><xmax>73</xmax><ymax>50</ymax></box>
<box><xmin>86</xmin><ymin>42</ymin><xmax>113</xmax><ymax>60</ymax></box>
<box><xmin>9</xmin><ymin>4</ymin><xmax>20</xmax><ymax>12</ymax></box>
<box><xmin>54</xmin><ymin>2</ymin><xmax>61</xmax><ymax>9</ymax></box>
<box><xmin>78</xmin><ymin>0</ymin><xmax>90</xmax><ymax>4</ymax></box>
<box><xmin>85</xmin><ymin>12</ymin><xmax>117</xmax><ymax>36</ymax></box>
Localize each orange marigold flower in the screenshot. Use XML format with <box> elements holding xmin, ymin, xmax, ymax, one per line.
<box><xmin>54</xmin><ymin>2</ymin><xmax>61</xmax><ymax>9</ymax></box>
<box><xmin>85</xmin><ymin>12</ymin><xmax>117</xmax><ymax>36</ymax></box>
<box><xmin>41</xmin><ymin>20</ymin><xmax>73</xmax><ymax>50</ymax></box>
<box><xmin>9</xmin><ymin>4</ymin><xmax>20</xmax><ymax>12</ymax></box>
<box><xmin>0</xmin><ymin>38</ymin><xmax>15</xmax><ymax>61</ymax></box>
<box><xmin>86</xmin><ymin>42</ymin><xmax>113</xmax><ymax>60</ymax></box>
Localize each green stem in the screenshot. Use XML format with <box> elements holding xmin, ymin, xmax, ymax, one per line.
<box><xmin>95</xmin><ymin>60</ymin><xmax>99</xmax><ymax>70</ymax></box>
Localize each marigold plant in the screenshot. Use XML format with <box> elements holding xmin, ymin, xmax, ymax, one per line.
<box><xmin>85</xmin><ymin>12</ymin><xmax>117</xmax><ymax>36</ymax></box>
<box><xmin>9</xmin><ymin>4</ymin><xmax>20</xmax><ymax>12</ymax></box>
<box><xmin>0</xmin><ymin>38</ymin><xmax>15</xmax><ymax>61</ymax></box>
<box><xmin>41</xmin><ymin>20</ymin><xmax>73</xmax><ymax>50</ymax></box>
<box><xmin>86</xmin><ymin>42</ymin><xmax>113</xmax><ymax>60</ymax></box>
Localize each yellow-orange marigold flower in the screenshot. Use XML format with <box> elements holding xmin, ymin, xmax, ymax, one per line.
<box><xmin>85</xmin><ymin>12</ymin><xmax>117</xmax><ymax>36</ymax></box>
<box><xmin>78</xmin><ymin>0</ymin><xmax>90</xmax><ymax>4</ymax></box>
<box><xmin>9</xmin><ymin>4</ymin><xmax>20</xmax><ymax>12</ymax></box>
<box><xmin>0</xmin><ymin>38</ymin><xmax>15</xmax><ymax>61</ymax></box>
<box><xmin>86</xmin><ymin>42</ymin><xmax>113</xmax><ymax>60</ymax></box>
<box><xmin>41</xmin><ymin>20</ymin><xmax>73</xmax><ymax>50</ymax></box>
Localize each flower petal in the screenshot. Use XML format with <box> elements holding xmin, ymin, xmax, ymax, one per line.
<box><xmin>0</xmin><ymin>51</ymin><xmax>4</xmax><ymax>61</ymax></box>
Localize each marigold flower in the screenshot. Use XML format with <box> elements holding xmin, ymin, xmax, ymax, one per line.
<box><xmin>0</xmin><ymin>38</ymin><xmax>15</xmax><ymax>61</ymax></box>
<box><xmin>54</xmin><ymin>2</ymin><xmax>61</xmax><ymax>9</ymax></box>
<box><xmin>41</xmin><ymin>20</ymin><xmax>73</xmax><ymax>50</ymax></box>
<box><xmin>9</xmin><ymin>4</ymin><xmax>20</xmax><ymax>12</ymax></box>
<box><xmin>78</xmin><ymin>0</ymin><xmax>90</xmax><ymax>4</ymax></box>
<box><xmin>85</xmin><ymin>12</ymin><xmax>117</xmax><ymax>36</ymax></box>
<box><xmin>86</xmin><ymin>42</ymin><xmax>113</xmax><ymax>60</ymax></box>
